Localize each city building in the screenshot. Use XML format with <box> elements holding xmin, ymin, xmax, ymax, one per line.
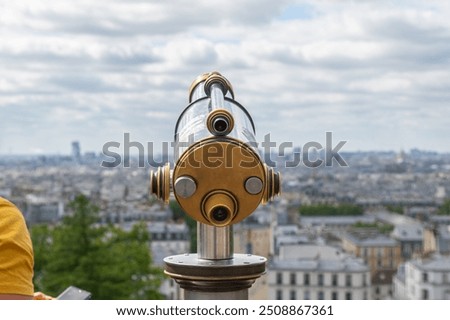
<box><xmin>234</xmin><ymin>222</ymin><xmax>271</xmax><ymax>258</ymax></box>
<box><xmin>24</xmin><ymin>195</ymin><xmax>64</xmax><ymax>225</ymax></box>
<box><xmin>300</xmin><ymin>215</ymin><xmax>377</xmax><ymax>230</ymax></box>
<box><xmin>341</xmin><ymin>229</ymin><xmax>402</xmax><ymax>299</ymax></box>
<box><xmin>423</xmin><ymin>224</ymin><xmax>450</xmax><ymax>255</ymax></box>
<box><xmin>71</xmin><ymin>141</ymin><xmax>81</xmax><ymax>163</ymax></box>
<box><xmin>268</xmin><ymin>244</ymin><xmax>371</xmax><ymax>300</ymax></box>
<box><xmin>394</xmin><ymin>254</ymin><xmax>450</xmax><ymax>299</ymax></box>
<box><xmin>390</xmin><ymin>224</ymin><xmax>423</xmax><ymax>260</ymax></box>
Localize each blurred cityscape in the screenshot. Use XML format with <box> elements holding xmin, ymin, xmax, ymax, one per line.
<box><xmin>1</xmin><ymin>141</ymin><xmax>450</xmax><ymax>300</ymax></box>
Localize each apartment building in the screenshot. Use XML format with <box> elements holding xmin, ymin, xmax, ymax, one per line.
<box><xmin>394</xmin><ymin>254</ymin><xmax>450</xmax><ymax>299</ymax></box>
<box><xmin>268</xmin><ymin>244</ymin><xmax>371</xmax><ymax>300</ymax></box>
<box><xmin>341</xmin><ymin>229</ymin><xmax>401</xmax><ymax>299</ymax></box>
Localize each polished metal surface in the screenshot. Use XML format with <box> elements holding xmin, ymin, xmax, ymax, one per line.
<box><xmin>198</xmin><ymin>223</ymin><xmax>232</xmax><ymax>260</ymax></box>
<box><xmin>174</xmin><ymin>176</ymin><xmax>197</xmax><ymax>199</ymax></box>
<box><xmin>149</xmin><ymin>163</ymin><xmax>171</xmax><ymax>203</ymax></box>
<box><xmin>164</xmin><ymin>253</ymin><xmax>266</xmax><ymax>281</ymax></box>
<box><xmin>154</xmin><ymin>72</ymin><xmax>280</xmax><ymax>300</ymax></box>
<box><xmin>245</xmin><ymin>176</ymin><xmax>263</xmax><ymax>195</ymax></box>
<box><xmin>209</xmin><ymin>83</ymin><xmax>225</xmax><ymax>110</ymax></box>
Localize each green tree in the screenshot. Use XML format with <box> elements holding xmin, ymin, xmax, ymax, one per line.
<box><xmin>30</xmin><ymin>224</ymin><xmax>52</xmax><ymax>291</ymax></box>
<box><xmin>386</xmin><ymin>205</ymin><xmax>403</xmax><ymax>214</ymax></box>
<box><xmin>31</xmin><ymin>195</ymin><xmax>164</xmax><ymax>299</ymax></box>
<box><xmin>437</xmin><ymin>199</ymin><xmax>450</xmax><ymax>216</ymax></box>
<box><xmin>352</xmin><ymin>222</ymin><xmax>394</xmax><ymax>234</ymax></box>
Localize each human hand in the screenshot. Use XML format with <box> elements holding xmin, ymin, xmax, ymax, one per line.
<box><xmin>33</xmin><ymin>292</ymin><xmax>54</xmax><ymax>300</ymax></box>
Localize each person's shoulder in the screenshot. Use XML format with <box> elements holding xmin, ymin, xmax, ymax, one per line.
<box><xmin>0</xmin><ymin>197</ymin><xmax>22</xmax><ymax>218</ymax></box>
<box><xmin>0</xmin><ymin>197</ymin><xmax>17</xmax><ymax>209</ymax></box>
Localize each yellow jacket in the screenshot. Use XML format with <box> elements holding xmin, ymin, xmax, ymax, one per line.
<box><xmin>0</xmin><ymin>197</ymin><xmax>34</xmax><ymax>296</ymax></box>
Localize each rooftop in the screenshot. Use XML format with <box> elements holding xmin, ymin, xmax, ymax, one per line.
<box><xmin>270</xmin><ymin>244</ymin><xmax>369</xmax><ymax>273</ymax></box>
<box><xmin>391</xmin><ymin>224</ymin><xmax>423</xmax><ymax>241</ymax></box>
<box><xmin>343</xmin><ymin>229</ymin><xmax>398</xmax><ymax>247</ymax></box>
<box><xmin>410</xmin><ymin>254</ymin><xmax>450</xmax><ymax>272</ymax></box>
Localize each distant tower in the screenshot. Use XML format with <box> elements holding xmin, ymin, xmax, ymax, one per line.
<box><xmin>71</xmin><ymin>141</ymin><xmax>81</xmax><ymax>163</ymax></box>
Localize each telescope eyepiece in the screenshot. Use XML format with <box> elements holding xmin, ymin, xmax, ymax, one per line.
<box><xmin>212</xmin><ymin>117</ymin><xmax>229</xmax><ymax>134</ymax></box>
<box><xmin>202</xmin><ymin>191</ymin><xmax>237</xmax><ymax>227</ymax></box>
<box><xmin>207</xmin><ymin>110</ymin><xmax>234</xmax><ymax>136</ymax></box>
<box><xmin>211</xmin><ymin>206</ymin><xmax>230</xmax><ymax>223</ymax></box>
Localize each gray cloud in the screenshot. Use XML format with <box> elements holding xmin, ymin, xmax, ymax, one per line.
<box><xmin>1</xmin><ymin>0</ymin><xmax>450</xmax><ymax>154</ymax></box>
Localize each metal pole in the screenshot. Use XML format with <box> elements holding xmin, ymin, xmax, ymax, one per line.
<box><xmin>197</xmin><ymin>223</ymin><xmax>232</xmax><ymax>260</ymax></box>
<box><xmin>164</xmin><ymin>220</ymin><xmax>266</xmax><ymax>300</ymax></box>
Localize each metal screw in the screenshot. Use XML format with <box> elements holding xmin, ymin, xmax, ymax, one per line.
<box><xmin>174</xmin><ymin>176</ymin><xmax>197</xmax><ymax>198</ymax></box>
<box><xmin>244</xmin><ymin>177</ymin><xmax>263</xmax><ymax>195</ymax></box>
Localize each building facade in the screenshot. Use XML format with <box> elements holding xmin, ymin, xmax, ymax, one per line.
<box><xmin>394</xmin><ymin>254</ymin><xmax>450</xmax><ymax>299</ymax></box>
<box><xmin>341</xmin><ymin>229</ymin><xmax>402</xmax><ymax>299</ymax></box>
<box><xmin>268</xmin><ymin>244</ymin><xmax>371</xmax><ymax>300</ymax></box>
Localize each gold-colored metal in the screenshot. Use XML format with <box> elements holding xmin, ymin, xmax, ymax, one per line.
<box><xmin>150</xmin><ymin>162</ymin><xmax>171</xmax><ymax>203</ymax></box>
<box><xmin>202</xmin><ymin>191</ymin><xmax>237</xmax><ymax>227</ymax></box>
<box><xmin>262</xmin><ymin>166</ymin><xmax>281</xmax><ymax>204</ymax></box>
<box><xmin>188</xmin><ymin>71</ymin><xmax>234</xmax><ymax>102</ymax></box>
<box><xmin>206</xmin><ymin>109</ymin><xmax>235</xmax><ymax>136</ymax></box>
<box><xmin>204</xmin><ymin>72</ymin><xmax>234</xmax><ymax>97</ymax></box>
<box><xmin>173</xmin><ymin>137</ymin><xmax>265</xmax><ymax>226</ymax></box>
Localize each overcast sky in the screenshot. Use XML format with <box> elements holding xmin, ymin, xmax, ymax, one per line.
<box><xmin>1</xmin><ymin>0</ymin><xmax>449</xmax><ymax>155</ymax></box>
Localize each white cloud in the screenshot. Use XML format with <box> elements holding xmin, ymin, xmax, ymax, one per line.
<box><xmin>1</xmin><ymin>0</ymin><xmax>450</xmax><ymax>154</ymax></box>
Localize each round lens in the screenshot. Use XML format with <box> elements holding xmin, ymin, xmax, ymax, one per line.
<box><xmin>211</xmin><ymin>206</ymin><xmax>229</xmax><ymax>222</ymax></box>
<box><xmin>213</xmin><ymin>118</ymin><xmax>228</xmax><ymax>133</ymax></box>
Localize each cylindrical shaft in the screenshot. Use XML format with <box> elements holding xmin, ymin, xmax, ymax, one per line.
<box><xmin>197</xmin><ymin>223</ymin><xmax>232</xmax><ymax>260</ymax></box>
<box><xmin>209</xmin><ymin>83</ymin><xmax>225</xmax><ymax>110</ymax></box>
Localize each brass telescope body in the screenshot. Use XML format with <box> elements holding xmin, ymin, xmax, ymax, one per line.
<box><xmin>150</xmin><ymin>72</ymin><xmax>280</xmax><ymax>227</ymax></box>
<box><xmin>151</xmin><ymin>72</ymin><xmax>281</xmax><ymax>299</ymax></box>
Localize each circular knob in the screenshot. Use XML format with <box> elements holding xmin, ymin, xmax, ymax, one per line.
<box><xmin>149</xmin><ymin>163</ymin><xmax>171</xmax><ymax>203</ymax></box>
<box><xmin>174</xmin><ymin>176</ymin><xmax>197</xmax><ymax>198</ymax></box>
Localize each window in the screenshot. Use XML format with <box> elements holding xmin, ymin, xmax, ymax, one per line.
<box><xmin>304</xmin><ymin>273</ymin><xmax>310</xmax><ymax>286</ymax></box>
<box><xmin>377</xmin><ymin>247</ymin><xmax>383</xmax><ymax>257</ymax></box>
<box><xmin>276</xmin><ymin>290</ymin><xmax>283</xmax><ymax>300</ymax></box>
<box><xmin>290</xmin><ymin>290</ymin><xmax>296</xmax><ymax>300</ymax></box>
<box><xmin>377</xmin><ymin>257</ymin><xmax>382</xmax><ymax>268</ymax></box>
<box><xmin>290</xmin><ymin>273</ymin><xmax>296</xmax><ymax>285</ymax></box>
<box><xmin>363</xmin><ymin>274</ymin><xmax>367</xmax><ymax>286</ymax></box>
<box><xmin>345</xmin><ymin>292</ymin><xmax>352</xmax><ymax>300</ymax></box>
<box><xmin>422</xmin><ymin>289</ymin><xmax>429</xmax><ymax>300</ymax></box>
<box><xmin>276</xmin><ymin>272</ymin><xmax>283</xmax><ymax>285</ymax></box>
<box><xmin>332</xmin><ymin>292</ymin><xmax>338</xmax><ymax>300</ymax></box>
<box><xmin>318</xmin><ymin>291</ymin><xmax>324</xmax><ymax>300</ymax></box>
<box><xmin>304</xmin><ymin>290</ymin><xmax>310</xmax><ymax>300</ymax></box>
<box><xmin>318</xmin><ymin>274</ymin><xmax>324</xmax><ymax>286</ymax></box>
<box><xmin>375</xmin><ymin>286</ymin><xmax>380</xmax><ymax>295</ymax></box>
<box><xmin>422</xmin><ymin>272</ymin><xmax>428</xmax><ymax>283</ymax></box>
<box><xmin>363</xmin><ymin>291</ymin><xmax>368</xmax><ymax>300</ymax></box>
<box><xmin>345</xmin><ymin>274</ymin><xmax>352</xmax><ymax>287</ymax></box>
<box><xmin>332</xmin><ymin>274</ymin><xmax>338</xmax><ymax>286</ymax></box>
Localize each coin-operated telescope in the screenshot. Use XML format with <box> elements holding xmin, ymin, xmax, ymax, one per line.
<box><xmin>150</xmin><ymin>72</ymin><xmax>281</xmax><ymax>300</ymax></box>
